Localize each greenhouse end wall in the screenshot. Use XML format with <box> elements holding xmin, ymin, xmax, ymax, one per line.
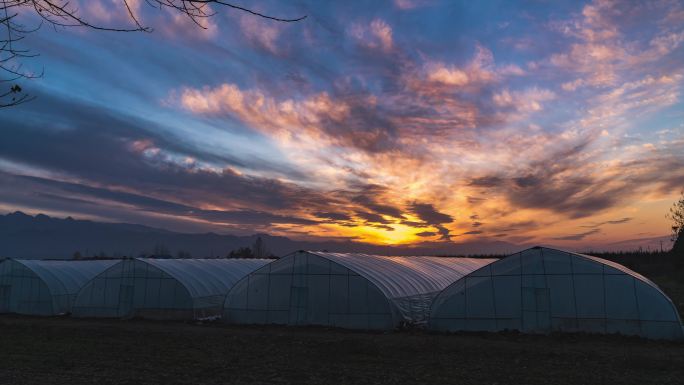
<box><xmin>73</xmin><ymin>258</ymin><xmax>271</xmax><ymax>320</ymax></box>
<box><xmin>72</xmin><ymin>259</ymin><xmax>196</xmax><ymax>319</ymax></box>
<box><xmin>429</xmin><ymin>247</ymin><xmax>684</xmax><ymax>340</ymax></box>
<box><xmin>224</xmin><ymin>252</ymin><xmax>397</xmax><ymax>330</ymax></box>
<box><xmin>0</xmin><ymin>259</ymin><xmax>118</xmax><ymax>316</ymax></box>
<box><xmin>0</xmin><ymin>260</ymin><xmax>54</xmax><ymax>315</ymax></box>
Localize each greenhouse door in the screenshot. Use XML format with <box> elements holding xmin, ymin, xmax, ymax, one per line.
<box><xmin>522</xmin><ymin>287</ymin><xmax>551</xmax><ymax>333</ymax></box>
<box><xmin>0</xmin><ymin>285</ymin><xmax>10</xmax><ymax>313</ymax></box>
<box><xmin>118</xmin><ymin>285</ymin><xmax>134</xmax><ymax>318</ymax></box>
<box><xmin>289</xmin><ymin>286</ymin><xmax>308</xmax><ymax>325</ymax></box>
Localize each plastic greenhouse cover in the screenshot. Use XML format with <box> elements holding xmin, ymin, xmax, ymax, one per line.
<box><xmin>140</xmin><ymin>258</ymin><xmax>272</xmax><ymax>299</ymax></box>
<box><xmin>308</xmin><ymin>252</ymin><xmax>497</xmax><ymax>300</ymax></box>
<box><xmin>15</xmin><ymin>259</ymin><xmax>119</xmax><ymax>297</ymax></box>
<box><xmin>566</xmin><ymin>251</ymin><xmax>674</xmax><ymax>303</ymax></box>
<box><xmin>580</xmin><ymin>254</ymin><xmax>658</xmax><ymax>288</ymax></box>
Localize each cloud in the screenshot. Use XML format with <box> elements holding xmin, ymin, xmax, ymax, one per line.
<box><xmin>348</xmin><ymin>19</ymin><xmax>394</xmax><ymax>53</ymax></box>
<box><xmin>549</xmin><ymin>0</ymin><xmax>684</xmax><ymax>90</ymax></box>
<box><xmin>349</xmin><ymin>185</ymin><xmax>405</xmax><ymax>218</ymax></box>
<box><xmin>313</xmin><ymin>212</ymin><xmax>352</xmax><ymax>221</ymax></box>
<box><xmin>394</xmin><ymin>0</ymin><xmax>433</xmax><ymax>10</ymax></box>
<box><xmin>0</xmin><ymin>172</ymin><xmax>318</xmax><ymax>230</ymax></box>
<box><xmin>355</xmin><ymin>211</ymin><xmax>393</xmax><ymax>224</ymax></box>
<box><xmin>180</xmin><ymin>83</ymin><xmax>400</xmax><ymax>153</ymax></box>
<box><xmin>469</xmin><ymin>176</ymin><xmax>504</xmax><ymax>188</ymax></box>
<box><xmin>239</xmin><ymin>14</ymin><xmax>282</xmax><ymax>54</ymax></box>
<box><xmin>552</xmin><ymin>228</ymin><xmax>601</xmax><ymax>241</ymax></box>
<box><xmin>407</xmin><ymin>201</ymin><xmax>453</xmax><ymax>240</ymax></box>
<box><xmin>581</xmin><ymin>217</ymin><xmax>632</xmax><ymax>228</ymax></box>
<box><xmin>492</xmin><ymin>87</ymin><xmax>555</xmax><ymax>113</ymax></box>
<box><xmin>415</xmin><ymin>231</ymin><xmax>437</xmax><ymax>237</ymax></box>
<box><xmin>460</xmin><ymin>230</ymin><xmax>483</xmax><ymax>236</ymax></box>
<box><xmin>408</xmin><ymin>202</ymin><xmax>453</xmax><ymax>224</ymax></box>
<box><xmin>0</xmin><ymin>94</ymin><xmax>339</xmax><ymax>230</ymax></box>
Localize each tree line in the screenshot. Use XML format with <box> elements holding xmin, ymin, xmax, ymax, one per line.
<box><xmin>72</xmin><ymin>236</ymin><xmax>276</xmax><ymax>260</ymax></box>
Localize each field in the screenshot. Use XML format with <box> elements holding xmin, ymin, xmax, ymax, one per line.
<box><xmin>0</xmin><ymin>316</ymin><xmax>683</xmax><ymax>385</ymax></box>
<box><xmin>0</xmin><ymin>251</ymin><xmax>682</xmax><ymax>385</ymax></box>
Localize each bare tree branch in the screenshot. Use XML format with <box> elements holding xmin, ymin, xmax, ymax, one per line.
<box><xmin>0</xmin><ymin>0</ymin><xmax>306</xmax><ymax>108</ymax></box>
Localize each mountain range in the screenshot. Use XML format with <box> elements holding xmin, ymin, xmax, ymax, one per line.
<box><xmin>0</xmin><ymin>211</ymin><xmax>523</xmax><ymax>258</ymax></box>
<box><xmin>0</xmin><ymin>212</ymin><xmax>671</xmax><ymax>259</ymax></box>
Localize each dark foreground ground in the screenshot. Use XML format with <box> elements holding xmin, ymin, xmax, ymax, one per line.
<box><xmin>0</xmin><ymin>315</ymin><xmax>682</xmax><ymax>385</ymax></box>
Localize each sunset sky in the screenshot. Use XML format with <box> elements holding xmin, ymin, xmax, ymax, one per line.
<box><xmin>1</xmin><ymin>0</ymin><xmax>683</xmax><ymax>250</ymax></box>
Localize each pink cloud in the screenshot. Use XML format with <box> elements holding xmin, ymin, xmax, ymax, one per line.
<box><xmin>79</xmin><ymin>0</ymin><xmax>143</xmax><ymax>27</ymax></box>
<box><xmin>493</xmin><ymin>87</ymin><xmax>556</xmax><ymax>113</ymax></box>
<box><xmin>239</xmin><ymin>14</ymin><xmax>282</xmax><ymax>54</ymax></box>
<box><xmin>414</xmin><ymin>44</ymin><xmax>525</xmax><ymax>91</ymax></box>
<box><xmin>394</xmin><ymin>0</ymin><xmax>433</xmax><ymax>10</ymax></box>
<box><xmin>550</xmin><ymin>0</ymin><xmax>684</xmax><ymax>90</ymax></box>
<box><xmin>180</xmin><ymin>83</ymin><xmax>350</xmax><ymax>145</ymax></box>
<box><xmin>349</xmin><ymin>19</ymin><xmax>394</xmax><ymax>53</ymax></box>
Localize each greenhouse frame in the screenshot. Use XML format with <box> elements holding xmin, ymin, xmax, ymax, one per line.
<box><xmin>72</xmin><ymin>258</ymin><xmax>270</xmax><ymax>320</ymax></box>
<box><xmin>0</xmin><ymin>259</ymin><xmax>118</xmax><ymax>316</ymax></box>
<box><xmin>429</xmin><ymin>247</ymin><xmax>684</xmax><ymax>340</ymax></box>
<box><xmin>223</xmin><ymin>251</ymin><xmax>496</xmax><ymax>330</ymax></box>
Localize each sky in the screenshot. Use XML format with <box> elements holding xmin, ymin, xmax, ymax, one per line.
<box><xmin>0</xmin><ymin>0</ymin><xmax>683</xmax><ymax>250</ymax></box>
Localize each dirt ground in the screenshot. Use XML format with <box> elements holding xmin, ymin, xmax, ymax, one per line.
<box><xmin>0</xmin><ymin>315</ymin><xmax>682</xmax><ymax>385</ymax></box>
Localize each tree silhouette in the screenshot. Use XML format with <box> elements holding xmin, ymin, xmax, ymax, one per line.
<box><xmin>0</xmin><ymin>1</ymin><xmax>306</xmax><ymax>107</ymax></box>
<box><xmin>668</xmin><ymin>190</ymin><xmax>684</xmax><ymax>253</ymax></box>
<box><xmin>228</xmin><ymin>246</ymin><xmax>253</xmax><ymax>259</ymax></box>
<box><xmin>251</xmin><ymin>235</ymin><xmax>268</xmax><ymax>258</ymax></box>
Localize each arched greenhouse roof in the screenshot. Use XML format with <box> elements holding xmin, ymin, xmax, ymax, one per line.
<box><xmin>14</xmin><ymin>259</ymin><xmax>119</xmax><ymax>297</ymax></box>
<box><xmin>306</xmin><ymin>252</ymin><xmax>497</xmax><ymax>299</ymax></box>
<box><xmin>140</xmin><ymin>258</ymin><xmax>272</xmax><ymax>299</ymax></box>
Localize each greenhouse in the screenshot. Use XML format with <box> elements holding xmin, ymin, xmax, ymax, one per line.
<box><xmin>223</xmin><ymin>251</ymin><xmax>496</xmax><ymax>330</ymax></box>
<box><xmin>429</xmin><ymin>246</ymin><xmax>684</xmax><ymax>340</ymax></box>
<box><xmin>0</xmin><ymin>259</ymin><xmax>118</xmax><ymax>316</ymax></box>
<box><xmin>72</xmin><ymin>258</ymin><xmax>270</xmax><ymax>320</ymax></box>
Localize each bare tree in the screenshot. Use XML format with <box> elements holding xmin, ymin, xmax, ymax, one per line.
<box><xmin>668</xmin><ymin>190</ymin><xmax>684</xmax><ymax>253</ymax></box>
<box><xmin>0</xmin><ymin>0</ymin><xmax>306</xmax><ymax>107</ymax></box>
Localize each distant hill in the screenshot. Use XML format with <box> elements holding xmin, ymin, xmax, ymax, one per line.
<box><xmin>0</xmin><ymin>212</ymin><xmax>522</xmax><ymax>258</ymax></box>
